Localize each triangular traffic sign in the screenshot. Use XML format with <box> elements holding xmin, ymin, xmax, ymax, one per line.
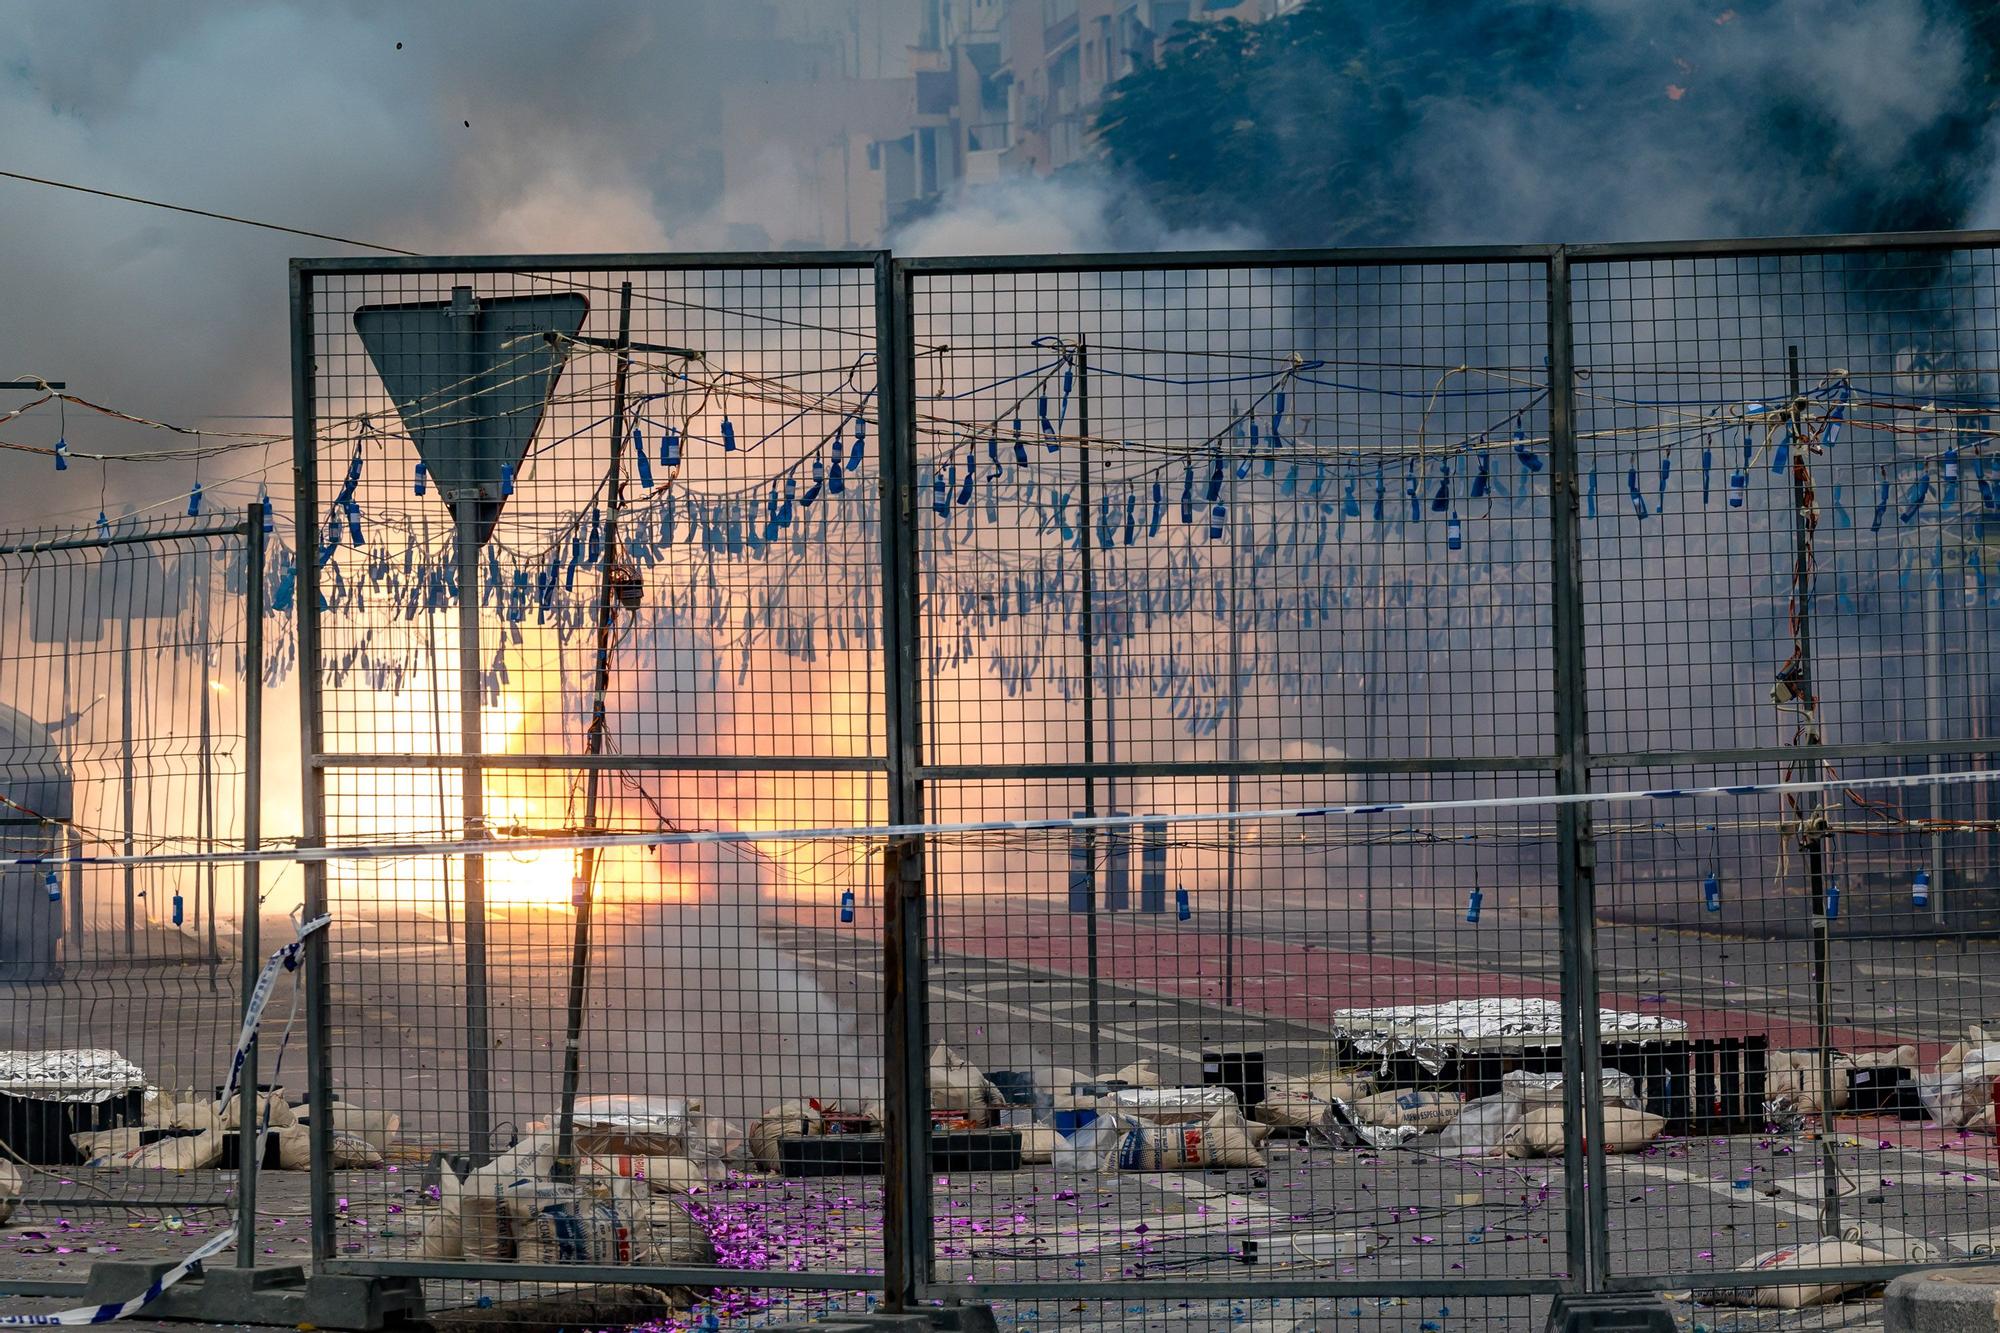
<box><xmin>354</xmin><ymin>287</ymin><xmax>589</xmax><ymax>545</ymax></box>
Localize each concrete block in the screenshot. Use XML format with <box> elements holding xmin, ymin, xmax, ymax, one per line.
<box><xmin>1886</xmin><ymin>1265</ymin><xmax>2000</xmax><ymax>1331</ymax></box>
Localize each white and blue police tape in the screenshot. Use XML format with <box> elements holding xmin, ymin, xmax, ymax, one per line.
<box><xmin>0</xmin><ymin>916</ymin><xmax>329</xmax><ymax>1327</ymax></box>
<box><xmin>2</xmin><ymin>766</ymin><xmax>1998</xmax><ymax>870</ymax></box>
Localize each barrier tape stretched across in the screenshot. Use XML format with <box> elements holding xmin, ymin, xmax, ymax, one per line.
<box><xmin>2</xmin><ymin>764</ymin><xmax>1999</xmax><ymax>871</ymax></box>
<box><xmin>0</xmin><ymin>916</ymin><xmax>330</xmax><ymax>1327</ymax></box>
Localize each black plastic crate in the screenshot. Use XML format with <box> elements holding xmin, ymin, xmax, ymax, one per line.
<box><xmin>1847</xmin><ymin>1065</ymin><xmax>1923</xmax><ymax>1117</ymax></box>
<box><xmin>930</xmin><ymin>1129</ymin><xmax>1020</xmax><ymax>1173</ymax></box>
<box><xmin>779</xmin><ymin>1132</ymin><xmax>884</xmax><ymax>1177</ymax></box>
<box><xmin>0</xmin><ymin>1088</ymin><xmax>144</xmax><ymax>1166</ymax></box>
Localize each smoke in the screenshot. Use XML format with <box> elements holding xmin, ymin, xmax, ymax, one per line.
<box><xmin>0</xmin><ymin>0</ymin><xmax>911</xmax><ymax>527</ymax></box>
<box><xmin>893</xmin><ymin>171</ymin><xmax>1262</xmax><ymax>256</ymax></box>
<box><xmin>1094</xmin><ymin>0</ymin><xmax>1990</xmax><ymax>248</ymax></box>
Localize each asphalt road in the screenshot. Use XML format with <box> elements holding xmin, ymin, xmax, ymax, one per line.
<box><xmin>9</xmin><ymin>895</ymin><xmax>2000</xmax><ymax>1330</ymax></box>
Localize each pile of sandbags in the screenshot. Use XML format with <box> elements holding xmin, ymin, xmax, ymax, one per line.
<box><xmin>423</xmin><ymin>1131</ymin><xmax>715</xmax><ymax>1265</ymax></box>
<box><xmin>1255</xmin><ymin>1070</ymin><xmax>1377</xmax><ymax>1131</ymax></box>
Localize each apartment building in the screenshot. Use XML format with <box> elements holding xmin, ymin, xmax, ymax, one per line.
<box><xmin>875</xmin><ymin>0</ymin><xmax>1302</xmax><ymax>228</ymax></box>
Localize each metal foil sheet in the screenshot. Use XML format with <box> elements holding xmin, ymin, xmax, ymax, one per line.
<box><xmin>0</xmin><ymin>1048</ymin><xmax>146</xmax><ymax>1103</ymax></box>
<box><xmin>1330</xmin><ymin>998</ymin><xmax>1688</xmax><ymax>1072</ymax></box>
<box><xmin>1105</xmin><ymin>1086</ymin><xmax>1241</xmax><ymax>1113</ymax></box>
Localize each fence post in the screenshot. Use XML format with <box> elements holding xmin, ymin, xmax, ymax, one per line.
<box><xmin>238</xmin><ymin>504</ymin><xmax>265</xmax><ymax>1265</ymax></box>
<box><xmin>1546</xmin><ymin>247</ymin><xmax>1610</xmax><ymax>1291</ymax></box>
<box><xmin>877</xmin><ymin>254</ymin><xmax>931</xmax><ymax>1310</ymax></box>
<box><xmin>288</xmin><ymin>260</ymin><xmax>338</xmax><ymax>1266</ymax></box>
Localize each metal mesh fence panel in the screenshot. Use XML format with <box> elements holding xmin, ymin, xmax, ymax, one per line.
<box><xmin>0</xmin><ymin>514</ymin><xmax>261</xmax><ymax>1278</ymax></box>
<box><xmin>295</xmin><ymin>257</ymin><xmax>891</xmax><ymax>1316</ymax></box>
<box><xmin>901</xmin><ymin>255</ymin><xmax>1569</xmax><ymax>1315</ymax></box>
<box><xmin>1574</xmin><ymin>242</ymin><xmax>2000</xmax><ymax>1304</ymax></box>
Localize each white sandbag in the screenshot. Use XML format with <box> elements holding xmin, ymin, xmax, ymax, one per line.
<box><xmin>581</xmin><ymin>1153</ymin><xmax>710</xmax><ymax>1193</ymax></box>
<box><xmin>456</xmin><ymin>1132</ymin><xmax>564</xmax><ymax>1259</ymax></box>
<box><xmin>1354</xmin><ymin>1089</ymin><xmax>1463</xmax><ymax>1133</ymax></box>
<box><xmin>1257</xmin><ymin>1071</ymin><xmax>1375</xmax><ymax>1129</ymax></box>
<box><xmin>218</xmin><ymin>1093</ymin><xmax>297</xmax><ymax>1130</ymax></box>
<box><xmin>1016</xmin><ymin>1126</ymin><xmax>1061</xmax><ymax>1166</ymax></box>
<box><xmin>329</xmin><ymin>1102</ymin><xmax>400</xmax><ymax>1154</ymax></box>
<box><xmin>1916</xmin><ymin>1073</ymin><xmax>1979</xmax><ymax>1128</ymax></box>
<box><xmin>571</xmin><ymin>1094</ymin><xmax>701</xmax><ymax>1156</ymax></box>
<box><xmin>72</xmin><ymin>1126</ymin><xmax>148</xmax><ymax>1163</ymax></box>
<box><xmin>1521</xmin><ymin>1105</ymin><xmax>1664</xmax><ymax>1156</ymax></box>
<box><xmin>331</xmin><ymin>1131</ymin><xmax>384</xmax><ymax>1169</ymax></box>
<box><xmin>1104</xmin><ymin>1086</ymin><xmax>1239</xmax><ymax>1123</ymax></box>
<box><xmin>1114</xmin><ymin>1109</ymin><xmax>1267</xmax><ymax>1170</ymax></box>
<box><xmin>929</xmin><ymin>1045</ymin><xmax>1002</xmax><ymax>1122</ymax></box>
<box><xmin>1958</xmin><ymin>1043</ymin><xmax>2000</xmax><ymax>1085</ymax></box>
<box><xmin>459</xmin><ymin>1185</ymin><xmax>512</xmax><ymax>1259</ymax></box>
<box><xmin>124</xmin><ymin>1129</ymin><xmax>225</xmax><ymax>1172</ymax></box>
<box><xmin>421</xmin><ymin>1169</ymin><xmax>464</xmax><ymax>1258</ymax></box>
<box><xmin>1438</xmin><ymin>1094</ymin><xmax>1526</xmax><ymax>1158</ymax></box>
<box><xmin>1765</xmin><ymin>1051</ymin><xmax>1856</xmax><ymax>1114</ymax></box>
<box><xmin>1106</xmin><ymin>1061</ymin><xmax>1163</xmax><ymax>1088</ymax></box>
<box><xmin>506</xmin><ymin>1179</ymin><xmax>642</xmax><ymax>1265</ymax></box>
<box><xmin>143</xmin><ymin>1092</ymin><xmax>224</xmax><ymax>1135</ymax></box>
<box><xmin>1499</xmin><ymin>1070</ymin><xmax>1642</xmax><ymax>1112</ymax></box>
<box><xmin>1052</xmin><ymin>1113</ymin><xmax>1147</xmax><ymax>1171</ymax></box>
<box><xmin>748</xmin><ymin>1102</ymin><xmax>821</xmax><ymax>1171</ymax></box>
<box><xmin>1699</xmin><ymin>1240</ymin><xmax>1895</xmax><ymax>1309</ymax></box>
<box><xmin>1039</xmin><ymin>1066</ymin><xmax>1091</xmax><ymax>1101</ymax></box>
<box><xmin>274</xmin><ymin>1125</ymin><xmax>311</xmax><ymax>1171</ymax></box>
<box><xmin>1851</xmin><ymin>1045</ymin><xmax>1919</xmax><ymax>1072</ymax></box>
<box><xmin>0</xmin><ymin>1159</ymin><xmax>18</xmax><ymax>1225</ymax></box>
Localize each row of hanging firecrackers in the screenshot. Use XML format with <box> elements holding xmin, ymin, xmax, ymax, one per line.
<box><xmin>288</xmin><ymin>370</ymin><xmax>1997</xmax><ymax>725</ymax></box>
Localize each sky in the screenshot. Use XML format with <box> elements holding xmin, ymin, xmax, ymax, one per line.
<box><xmin>5</xmin><ymin>0</ymin><xmax>1995</xmax><ymax>530</ymax></box>
<box><xmin>0</xmin><ymin>2</ymin><xmax>935</xmax><ymax>528</ymax></box>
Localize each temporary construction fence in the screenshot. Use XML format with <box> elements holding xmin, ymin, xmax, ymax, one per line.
<box><xmin>0</xmin><ymin>510</ymin><xmax>269</xmax><ymax>1284</ymax></box>
<box><xmin>7</xmin><ymin>236</ymin><xmax>2000</xmax><ymax>1329</ymax></box>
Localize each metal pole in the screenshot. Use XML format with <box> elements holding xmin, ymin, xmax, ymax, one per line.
<box><xmin>1547</xmin><ymin>249</ymin><xmax>1609</xmax><ymax>1292</ymax></box>
<box><xmin>1223</xmin><ymin>466</ymin><xmax>1243</xmax><ymax>1008</ymax></box>
<box><xmin>199</xmin><ymin>573</ymin><xmax>217</xmax><ymax>980</ymax></box>
<box><xmin>1075</xmin><ymin>339</ymin><xmax>1102</xmax><ymax>1072</ymax></box>
<box><xmin>120</xmin><ymin>616</ymin><xmax>135</xmax><ymax>955</ymax></box>
<box><xmin>1789</xmin><ymin>346</ymin><xmax>1842</xmax><ymax>1238</ymax></box>
<box><xmin>448</xmin><ymin>288</ymin><xmax>496</xmax><ymax>1166</ymax></box>
<box><xmin>877</xmin><ymin>255</ymin><xmax>931</xmax><ymax>1313</ymax></box>
<box><xmin>1925</xmin><ymin>437</ymin><xmax>1948</xmax><ymax>927</ymax></box>
<box><xmin>554</xmin><ymin>281</ymin><xmax>635</xmax><ymax>1179</ymax></box>
<box><xmin>454</xmin><ymin>496</ymin><xmax>494</xmax><ymax>1162</ymax></box>
<box><xmin>238</xmin><ymin>506</ymin><xmax>264</xmax><ymax>1267</ymax></box>
<box><xmin>66</xmin><ymin>828</ymin><xmax>82</xmax><ymax>961</ymax></box>
<box><xmin>288</xmin><ymin>260</ymin><xmax>339</xmax><ymax>1265</ymax></box>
